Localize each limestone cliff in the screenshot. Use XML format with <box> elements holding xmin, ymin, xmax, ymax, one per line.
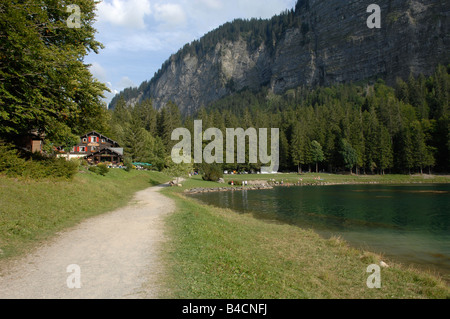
<box><xmin>110</xmin><ymin>0</ymin><xmax>449</xmax><ymax>113</ymax></box>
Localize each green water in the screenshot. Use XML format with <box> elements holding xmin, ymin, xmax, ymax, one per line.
<box><xmin>190</xmin><ymin>184</ymin><xmax>450</xmax><ymax>279</ymax></box>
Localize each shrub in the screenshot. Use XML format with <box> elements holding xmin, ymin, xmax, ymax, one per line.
<box><xmin>49</xmin><ymin>158</ymin><xmax>79</xmax><ymax>179</ymax></box>
<box><xmin>97</xmin><ymin>163</ymin><xmax>109</xmax><ymax>176</ymax></box>
<box><xmin>0</xmin><ymin>142</ymin><xmax>26</xmax><ymax>176</ymax></box>
<box><xmin>88</xmin><ymin>164</ymin><xmax>110</xmax><ymax>176</ymax></box>
<box><xmin>0</xmin><ymin>142</ymin><xmax>78</xmax><ymax>179</ymax></box>
<box><xmin>123</xmin><ymin>157</ymin><xmax>133</xmax><ymax>172</ymax></box>
<box><xmin>79</xmin><ymin>159</ymin><xmax>89</xmax><ymax>167</ymax></box>
<box><xmin>88</xmin><ymin>166</ymin><xmax>98</xmax><ymax>174</ymax></box>
<box><xmin>202</xmin><ymin>163</ymin><xmax>224</xmax><ymax>182</ymax></box>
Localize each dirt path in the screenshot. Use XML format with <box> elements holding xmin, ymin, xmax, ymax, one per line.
<box><xmin>0</xmin><ymin>184</ymin><xmax>175</xmax><ymax>299</ymax></box>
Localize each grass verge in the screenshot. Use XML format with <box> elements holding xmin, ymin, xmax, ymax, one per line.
<box><xmin>161</xmin><ymin>175</ymin><xmax>450</xmax><ymax>299</ymax></box>
<box><xmin>0</xmin><ymin>169</ymin><xmax>171</xmax><ymax>259</ymax></box>
<box><xmin>222</xmin><ymin>172</ymin><xmax>450</xmax><ymax>185</ymax></box>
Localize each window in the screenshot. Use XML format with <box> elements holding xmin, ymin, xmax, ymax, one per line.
<box><xmin>91</xmin><ymin>146</ymin><xmax>97</xmax><ymax>152</ymax></box>
<box><xmin>101</xmin><ymin>139</ymin><xmax>106</xmax><ymax>143</ymax></box>
<box><xmin>90</xmin><ymin>136</ymin><xmax>97</xmax><ymax>143</ymax></box>
<box><xmin>82</xmin><ymin>138</ymin><xmax>87</xmax><ymax>143</ymax></box>
<box><xmin>80</xmin><ymin>147</ymin><xmax>86</xmax><ymax>153</ymax></box>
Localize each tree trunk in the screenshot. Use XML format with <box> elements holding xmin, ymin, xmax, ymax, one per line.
<box><xmin>316</xmin><ymin>162</ymin><xmax>319</xmax><ymax>173</ymax></box>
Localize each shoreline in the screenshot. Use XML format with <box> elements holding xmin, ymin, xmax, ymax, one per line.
<box><xmin>184</xmin><ymin>179</ymin><xmax>450</xmax><ymax>194</ymax></box>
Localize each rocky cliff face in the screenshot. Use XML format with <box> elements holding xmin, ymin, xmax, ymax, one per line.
<box><xmin>111</xmin><ymin>0</ymin><xmax>449</xmax><ymax>113</ymax></box>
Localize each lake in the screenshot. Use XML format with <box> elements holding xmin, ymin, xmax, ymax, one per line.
<box><xmin>189</xmin><ymin>184</ymin><xmax>450</xmax><ymax>280</ymax></box>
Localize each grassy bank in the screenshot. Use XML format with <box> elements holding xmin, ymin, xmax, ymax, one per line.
<box><xmin>222</xmin><ymin>172</ymin><xmax>450</xmax><ymax>185</ymax></box>
<box><xmin>0</xmin><ymin>169</ymin><xmax>170</xmax><ymax>259</ymax></box>
<box><xmin>161</xmin><ymin>175</ymin><xmax>450</xmax><ymax>299</ymax></box>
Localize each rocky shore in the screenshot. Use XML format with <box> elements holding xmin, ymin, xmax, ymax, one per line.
<box><xmin>185</xmin><ymin>184</ymin><xmax>274</xmax><ymax>194</ymax></box>
<box><xmin>182</xmin><ymin>180</ymin><xmax>427</xmax><ymax>194</ymax></box>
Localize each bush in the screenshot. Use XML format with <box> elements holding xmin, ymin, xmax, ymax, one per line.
<box><xmin>88</xmin><ymin>166</ymin><xmax>98</xmax><ymax>174</ymax></box>
<box><xmin>97</xmin><ymin>163</ymin><xmax>109</xmax><ymax>176</ymax></box>
<box><xmin>46</xmin><ymin>158</ymin><xmax>79</xmax><ymax>179</ymax></box>
<box><xmin>123</xmin><ymin>157</ymin><xmax>133</xmax><ymax>172</ymax></box>
<box><xmin>79</xmin><ymin>159</ymin><xmax>89</xmax><ymax>167</ymax></box>
<box><xmin>88</xmin><ymin>164</ymin><xmax>110</xmax><ymax>176</ymax></box>
<box><xmin>202</xmin><ymin>163</ymin><xmax>224</xmax><ymax>182</ymax></box>
<box><xmin>0</xmin><ymin>142</ymin><xmax>78</xmax><ymax>179</ymax></box>
<box><xmin>0</xmin><ymin>142</ymin><xmax>26</xmax><ymax>176</ymax></box>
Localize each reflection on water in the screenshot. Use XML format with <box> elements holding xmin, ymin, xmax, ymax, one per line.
<box><xmin>190</xmin><ymin>184</ymin><xmax>450</xmax><ymax>280</ymax></box>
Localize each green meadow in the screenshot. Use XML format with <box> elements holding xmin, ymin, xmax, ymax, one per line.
<box><xmin>0</xmin><ymin>169</ymin><xmax>170</xmax><ymax>259</ymax></box>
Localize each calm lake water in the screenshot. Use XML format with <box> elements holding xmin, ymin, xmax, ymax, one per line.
<box><xmin>190</xmin><ymin>184</ymin><xmax>450</xmax><ymax>280</ymax></box>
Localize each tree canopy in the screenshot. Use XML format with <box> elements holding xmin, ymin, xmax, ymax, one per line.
<box><xmin>0</xmin><ymin>0</ymin><xmax>109</xmax><ymax>148</ymax></box>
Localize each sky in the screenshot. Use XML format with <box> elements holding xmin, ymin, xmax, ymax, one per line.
<box><xmin>85</xmin><ymin>0</ymin><xmax>297</xmax><ymax>105</ymax></box>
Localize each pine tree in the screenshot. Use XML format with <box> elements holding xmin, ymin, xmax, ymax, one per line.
<box><xmin>135</xmin><ymin>99</ymin><xmax>158</xmax><ymax>136</ymax></box>
<box><xmin>291</xmin><ymin>122</ymin><xmax>309</xmax><ymax>173</ymax></box>
<box><xmin>309</xmin><ymin>140</ymin><xmax>324</xmax><ymax>173</ymax></box>
<box><xmin>410</xmin><ymin>121</ymin><xmax>430</xmax><ymax>174</ymax></box>
<box><xmin>377</xmin><ymin>126</ymin><xmax>393</xmax><ymax>175</ymax></box>
<box><xmin>159</xmin><ymin>101</ymin><xmax>182</xmax><ymax>153</ymax></box>
<box><xmin>340</xmin><ymin>139</ymin><xmax>358</xmax><ymax>174</ymax></box>
<box><xmin>363</xmin><ymin>109</ymin><xmax>380</xmax><ymax>174</ymax></box>
<box><xmin>396</xmin><ymin>126</ymin><xmax>414</xmax><ymax>174</ymax></box>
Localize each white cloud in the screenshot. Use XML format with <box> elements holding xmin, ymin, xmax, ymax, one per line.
<box><xmin>196</xmin><ymin>0</ymin><xmax>222</xmax><ymax>10</ymax></box>
<box><xmin>117</xmin><ymin>76</ymin><xmax>136</xmax><ymax>89</ymax></box>
<box><xmin>97</xmin><ymin>0</ymin><xmax>152</xmax><ymax>29</ymax></box>
<box><xmin>153</xmin><ymin>3</ymin><xmax>187</xmax><ymax>30</ymax></box>
<box><xmin>106</xmin><ymin>32</ymin><xmax>164</xmax><ymax>52</ymax></box>
<box><xmin>89</xmin><ymin>62</ymin><xmax>107</xmax><ymax>82</ymax></box>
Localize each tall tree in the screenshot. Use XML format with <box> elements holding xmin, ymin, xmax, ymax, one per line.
<box><xmin>396</xmin><ymin>126</ymin><xmax>414</xmax><ymax>174</ymax></box>
<box><xmin>0</xmin><ymin>0</ymin><xmax>108</xmax><ymax>147</ymax></box>
<box><xmin>340</xmin><ymin>139</ymin><xmax>358</xmax><ymax>174</ymax></box>
<box><xmin>159</xmin><ymin>101</ymin><xmax>182</xmax><ymax>153</ymax></box>
<box><xmin>309</xmin><ymin>140</ymin><xmax>324</xmax><ymax>173</ymax></box>
<box><xmin>363</xmin><ymin>108</ymin><xmax>380</xmax><ymax>174</ymax></box>
<box><xmin>410</xmin><ymin>120</ymin><xmax>434</xmax><ymax>174</ymax></box>
<box><xmin>135</xmin><ymin>99</ymin><xmax>158</xmax><ymax>136</ymax></box>
<box><xmin>291</xmin><ymin>122</ymin><xmax>310</xmax><ymax>173</ymax></box>
<box><xmin>377</xmin><ymin>126</ymin><xmax>393</xmax><ymax>175</ymax></box>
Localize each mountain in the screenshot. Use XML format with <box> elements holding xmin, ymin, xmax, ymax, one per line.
<box><xmin>109</xmin><ymin>0</ymin><xmax>449</xmax><ymax>113</ymax></box>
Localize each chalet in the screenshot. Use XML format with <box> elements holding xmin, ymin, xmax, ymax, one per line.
<box><xmin>65</xmin><ymin>131</ymin><xmax>124</xmax><ymax>165</ymax></box>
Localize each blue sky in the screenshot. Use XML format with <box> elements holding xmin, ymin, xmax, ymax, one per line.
<box><xmin>85</xmin><ymin>0</ymin><xmax>297</xmax><ymax>105</ymax></box>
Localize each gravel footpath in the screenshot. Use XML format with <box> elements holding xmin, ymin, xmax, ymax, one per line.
<box><xmin>0</xmin><ymin>184</ymin><xmax>175</xmax><ymax>299</ymax></box>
